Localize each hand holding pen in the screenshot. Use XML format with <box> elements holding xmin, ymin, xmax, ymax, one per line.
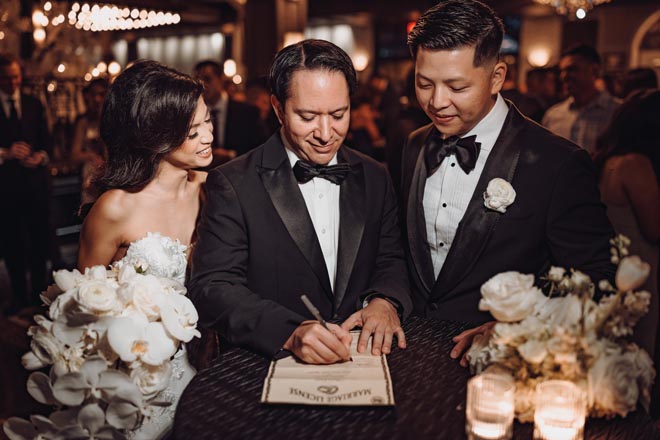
<box><xmin>281</xmin><ymin>295</ymin><xmax>352</xmax><ymax>364</ymax></box>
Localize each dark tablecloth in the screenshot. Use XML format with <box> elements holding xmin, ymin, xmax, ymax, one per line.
<box><xmin>173</xmin><ymin>317</ymin><xmax>658</xmax><ymax>439</ymax></box>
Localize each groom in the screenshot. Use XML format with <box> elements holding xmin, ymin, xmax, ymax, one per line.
<box><xmin>401</xmin><ymin>0</ymin><xmax>615</xmax><ymax>358</ymax></box>
<box><xmin>189</xmin><ymin>39</ymin><xmax>411</xmax><ymax>364</ymax></box>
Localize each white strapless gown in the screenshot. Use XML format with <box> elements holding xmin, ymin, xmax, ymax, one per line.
<box><xmin>117</xmin><ymin>232</ymin><xmax>197</xmax><ymax>440</ymax></box>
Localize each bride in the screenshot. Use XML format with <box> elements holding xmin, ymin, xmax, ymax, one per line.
<box><xmin>78</xmin><ymin>60</ymin><xmax>213</xmax><ymax>439</ymax></box>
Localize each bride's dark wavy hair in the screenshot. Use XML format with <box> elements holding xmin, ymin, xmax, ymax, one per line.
<box><xmin>97</xmin><ymin>60</ymin><xmax>203</xmax><ymax>193</ymax></box>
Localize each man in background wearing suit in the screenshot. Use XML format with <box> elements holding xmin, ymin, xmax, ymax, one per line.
<box><xmin>189</xmin><ymin>40</ymin><xmax>411</xmax><ymax>364</ymax></box>
<box><xmin>194</xmin><ymin>60</ymin><xmax>266</xmax><ymax>166</ymax></box>
<box><xmin>0</xmin><ymin>53</ymin><xmax>52</xmax><ymax>313</ymax></box>
<box><xmin>401</xmin><ymin>1</ymin><xmax>614</xmax><ymax>363</ymax></box>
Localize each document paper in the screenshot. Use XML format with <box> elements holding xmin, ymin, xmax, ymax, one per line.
<box><xmin>261</xmin><ymin>332</ymin><xmax>395</xmax><ymax>406</ymax></box>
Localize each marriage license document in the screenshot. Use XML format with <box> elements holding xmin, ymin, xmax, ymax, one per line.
<box><xmin>261</xmin><ymin>332</ymin><xmax>395</xmax><ymax>406</ymax></box>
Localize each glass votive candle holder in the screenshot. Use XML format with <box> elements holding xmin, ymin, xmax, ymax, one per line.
<box><xmin>466</xmin><ymin>373</ymin><xmax>515</xmax><ymax>440</ymax></box>
<box><xmin>533</xmin><ymin>380</ymin><xmax>587</xmax><ymax>440</ymax></box>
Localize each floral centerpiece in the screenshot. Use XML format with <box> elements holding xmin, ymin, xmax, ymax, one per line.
<box><xmin>467</xmin><ymin>235</ymin><xmax>655</xmax><ymax>422</ymax></box>
<box><xmin>3</xmin><ymin>260</ymin><xmax>200</xmax><ymax>439</ymax></box>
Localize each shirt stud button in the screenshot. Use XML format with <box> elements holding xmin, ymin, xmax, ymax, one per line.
<box><xmin>450</xmin><ymin>163</ymin><xmax>456</xmax><ymax>167</ymax></box>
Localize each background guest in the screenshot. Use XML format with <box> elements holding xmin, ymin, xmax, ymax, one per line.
<box><xmin>385</xmin><ymin>68</ymin><xmax>430</xmax><ymax>191</ymax></box>
<box><xmin>542</xmin><ymin>44</ymin><xmax>620</xmax><ymax>153</ymax></box>
<box><xmin>621</xmin><ymin>67</ymin><xmax>658</xmax><ymax>99</ymax></box>
<box><xmin>194</xmin><ymin>60</ymin><xmax>266</xmax><ymax>166</ymax></box>
<box><xmin>245</xmin><ymin>76</ymin><xmax>280</xmax><ymax>139</ymax></box>
<box><xmin>70</xmin><ymin>78</ymin><xmax>108</xmax><ymax>207</ymax></box>
<box><xmin>0</xmin><ymin>53</ymin><xmax>52</xmax><ymax>314</ymax></box>
<box><xmin>500</xmin><ymin>63</ymin><xmax>545</xmax><ymax>122</ymax></box>
<box><xmin>593</xmin><ymin>89</ymin><xmax>660</xmax><ymax>359</ymax></box>
<box><xmin>525</xmin><ymin>66</ymin><xmax>560</xmax><ymax>115</ymax></box>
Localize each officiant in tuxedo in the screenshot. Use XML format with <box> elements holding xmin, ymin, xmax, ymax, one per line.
<box><xmin>189</xmin><ymin>39</ymin><xmax>411</xmax><ymax>365</ymax></box>
<box><xmin>401</xmin><ymin>0</ymin><xmax>615</xmax><ymax>362</ymax></box>
<box><xmin>0</xmin><ymin>53</ymin><xmax>52</xmax><ymax>313</ymax></box>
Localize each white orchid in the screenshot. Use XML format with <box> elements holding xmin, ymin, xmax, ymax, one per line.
<box><xmin>160</xmin><ymin>293</ymin><xmax>201</xmax><ymax>342</ymax></box>
<box><xmin>107</xmin><ymin>317</ymin><xmax>177</xmax><ymax>366</ymax></box>
<box><xmin>52</xmin><ymin>356</ymin><xmax>138</xmax><ymax>406</ymax></box>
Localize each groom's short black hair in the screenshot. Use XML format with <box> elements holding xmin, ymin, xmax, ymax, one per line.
<box><xmin>268</xmin><ymin>39</ymin><xmax>357</xmax><ymax>105</ymax></box>
<box><xmin>407</xmin><ymin>0</ymin><xmax>504</xmax><ymax>67</ymax></box>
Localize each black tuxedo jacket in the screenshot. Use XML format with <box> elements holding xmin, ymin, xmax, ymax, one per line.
<box><xmin>225</xmin><ymin>100</ymin><xmax>267</xmax><ymax>156</ymax></box>
<box><xmin>0</xmin><ymin>93</ymin><xmax>51</xmax><ymax>198</ymax></box>
<box><xmin>401</xmin><ymin>104</ymin><xmax>615</xmax><ymax>324</ymax></box>
<box><xmin>189</xmin><ymin>133</ymin><xmax>412</xmax><ymax>357</ymax></box>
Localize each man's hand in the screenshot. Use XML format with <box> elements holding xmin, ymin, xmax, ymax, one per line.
<box><xmin>341</xmin><ymin>297</ymin><xmax>406</xmax><ymax>356</ymax></box>
<box><xmin>22</xmin><ymin>151</ymin><xmax>47</xmax><ymax>168</ymax></box>
<box><xmin>450</xmin><ymin>321</ymin><xmax>496</xmax><ymax>367</ymax></box>
<box><xmin>9</xmin><ymin>142</ymin><xmax>31</xmax><ymax>161</ymax></box>
<box><xmin>283</xmin><ymin>321</ymin><xmax>352</xmax><ymax>364</ymax></box>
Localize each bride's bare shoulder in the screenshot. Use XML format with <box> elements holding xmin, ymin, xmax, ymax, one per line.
<box><xmin>88</xmin><ymin>189</ymin><xmax>138</xmax><ymax>224</ymax></box>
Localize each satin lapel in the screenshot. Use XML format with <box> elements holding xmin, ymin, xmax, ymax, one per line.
<box><xmin>257</xmin><ymin>135</ymin><xmax>333</xmax><ymax>299</ymax></box>
<box><xmin>333</xmin><ymin>147</ymin><xmax>366</xmax><ymax>310</ymax></box>
<box><xmin>406</xmin><ymin>126</ymin><xmax>436</xmax><ymax>294</ymax></box>
<box><xmin>432</xmin><ymin>106</ymin><xmax>525</xmax><ymax>298</ymax></box>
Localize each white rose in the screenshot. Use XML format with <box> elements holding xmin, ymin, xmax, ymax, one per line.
<box><xmin>616</xmin><ymin>256</ymin><xmax>650</xmax><ymax>291</ymax></box>
<box><xmin>547</xmin><ymin>266</ymin><xmax>565</xmax><ymax>282</ymax></box>
<box><xmin>570</xmin><ymin>270</ymin><xmax>592</xmax><ymax>288</ymax></box>
<box><xmin>588</xmin><ymin>351</ymin><xmax>639</xmax><ymax>417</ymax></box>
<box><xmin>48</xmin><ymin>289</ymin><xmax>76</xmax><ymax>321</ymax></box>
<box><xmin>53</xmin><ymin>269</ymin><xmax>84</xmax><ymax>292</ymax></box>
<box><xmin>121</xmin><ymin>275</ymin><xmax>167</xmax><ymax>321</ymax></box>
<box><xmin>76</xmin><ymin>280</ymin><xmax>120</xmax><ymax>315</ymax></box>
<box><xmin>160</xmin><ymin>294</ymin><xmax>201</xmax><ymax>343</ymax></box>
<box><xmin>517</xmin><ymin>339</ymin><xmax>547</xmax><ymax>364</ymax></box>
<box><xmin>483</xmin><ymin>178</ymin><xmax>516</xmax><ymax>213</ymax></box>
<box><xmin>130</xmin><ymin>362</ymin><xmax>172</xmax><ymax>399</ymax></box>
<box><xmin>536</xmin><ymin>295</ymin><xmax>582</xmax><ymax>328</ymax></box>
<box><xmin>630</xmin><ymin>346</ymin><xmax>655</xmax><ymax>399</ymax></box>
<box><xmin>492</xmin><ymin>316</ymin><xmax>545</xmax><ymax>345</ymax></box>
<box><xmin>85</xmin><ymin>265</ymin><xmax>109</xmax><ymax>281</ymax></box>
<box><xmin>479</xmin><ymin>272</ymin><xmax>546</xmax><ymax>322</ymax></box>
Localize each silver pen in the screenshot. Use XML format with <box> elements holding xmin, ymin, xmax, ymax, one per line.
<box><xmin>300</xmin><ymin>294</ymin><xmax>330</xmax><ymax>331</ymax></box>
<box><xmin>300</xmin><ymin>294</ymin><xmax>352</xmax><ymax>361</ymax></box>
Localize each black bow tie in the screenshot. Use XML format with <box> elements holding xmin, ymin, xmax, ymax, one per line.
<box><xmin>293</xmin><ymin>160</ymin><xmax>351</xmax><ymax>185</ymax></box>
<box><xmin>424</xmin><ymin>132</ymin><xmax>481</xmax><ymax>175</ymax></box>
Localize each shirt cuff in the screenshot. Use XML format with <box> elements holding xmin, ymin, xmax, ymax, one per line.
<box><xmin>362</xmin><ymin>293</ymin><xmax>403</xmax><ymax>318</ymax></box>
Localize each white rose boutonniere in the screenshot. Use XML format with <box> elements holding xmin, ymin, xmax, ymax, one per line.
<box><xmin>483</xmin><ymin>178</ymin><xmax>516</xmax><ymax>213</ymax></box>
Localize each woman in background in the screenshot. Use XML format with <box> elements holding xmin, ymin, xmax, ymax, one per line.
<box><xmin>594</xmin><ymin>89</ymin><xmax>660</xmax><ymax>359</ymax></box>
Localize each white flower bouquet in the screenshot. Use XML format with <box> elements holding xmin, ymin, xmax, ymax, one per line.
<box><xmin>3</xmin><ymin>262</ymin><xmax>200</xmax><ymax>439</ymax></box>
<box><xmin>467</xmin><ymin>235</ymin><xmax>655</xmax><ymax>422</ymax></box>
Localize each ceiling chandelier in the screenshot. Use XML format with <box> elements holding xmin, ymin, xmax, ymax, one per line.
<box><xmin>532</xmin><ymin>0</ymin><xmax>612</xmax><ymax>16</ymax></box>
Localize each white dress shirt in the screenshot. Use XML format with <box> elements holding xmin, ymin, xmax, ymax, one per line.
<box><xmin>0</xmin><ymin>89</ymin><xmax>21</xmax><ymax>119</ymax></box>
<box><xmin>284</xmin><ymin>138</ymin><xmax>341</xmax><ymax>290</ymax></box>
<box><xmin>423</xmin><ymin>94</ymin><xmax>509</xmax><ymax>278</ymax></box>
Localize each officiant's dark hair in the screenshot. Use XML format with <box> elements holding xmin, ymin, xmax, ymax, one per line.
<box><xmin>98</xmin><ymin>60</ymin><xmax>203</xmax><ymax>193</ymax></box>
<box><xmin>407</xmin><ymin>0</ymin><xmax>504</xmax><ymax>67</ymax></box>
<box><xmin>268</xmin><ymin>39</ymin><xmax>357</xmax><ymax>105</ymax></box>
